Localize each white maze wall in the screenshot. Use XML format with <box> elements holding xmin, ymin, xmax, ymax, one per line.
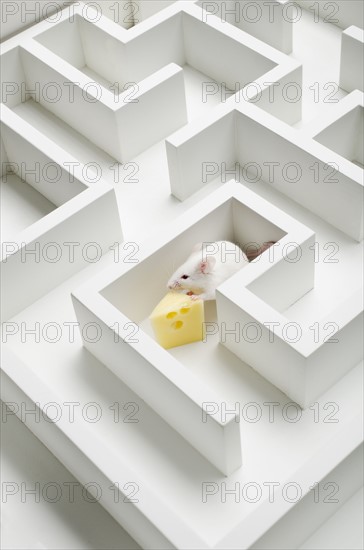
<box><xmin>1</xmin><ymin>1</ymin><xmax>363</xmax><ymax>549</ymax></box>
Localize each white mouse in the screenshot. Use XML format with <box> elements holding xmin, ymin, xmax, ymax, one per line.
<box><xmin>167</xmin><ymin>241</ymin><xmax>249</xmax><ymax>301</ymax></box>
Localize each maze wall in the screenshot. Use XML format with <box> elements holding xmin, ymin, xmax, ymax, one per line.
<box><xmin>1</xmin><ymin>1</ymin><xmax>363</xmax><ymax>548</ymax></box>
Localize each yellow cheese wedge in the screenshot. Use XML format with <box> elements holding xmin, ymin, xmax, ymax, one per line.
<box><xmin>149</xmin><ymin>292</ymin><xmax>205</xmax><ymax>349</ymax></box>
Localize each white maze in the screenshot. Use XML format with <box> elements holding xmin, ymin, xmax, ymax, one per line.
<box><xmin>1</xmin><ymin>1</ymin><xmax>363</xmax><ymax>549</ymax></box>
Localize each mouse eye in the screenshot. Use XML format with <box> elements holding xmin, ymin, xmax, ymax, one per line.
<box><xmin>181</xmin><ymin>274</ymin><xmax>189</xmax><ymax>279</ymax></box>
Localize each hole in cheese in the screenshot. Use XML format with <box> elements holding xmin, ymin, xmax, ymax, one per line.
<box><xmin>166</xmin><ymin>311</ymin><xmax>177</xmax><ymax>319</ymax></box>
<box><xmin>149</xmin><ymin>292</ymin><xmax>205</xmax><ymax>349</ymax></box>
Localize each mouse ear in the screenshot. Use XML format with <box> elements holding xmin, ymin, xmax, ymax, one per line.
<box><xmin>199</xmin><ymin>256</ymin><xmax>216</xmax><ymax>273</ymax></box>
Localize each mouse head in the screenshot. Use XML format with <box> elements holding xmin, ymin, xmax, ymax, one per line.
<box><xmin>167</xmin><ymin>255</ymin><xmax>216</xmax><ymax>292</ymax></box>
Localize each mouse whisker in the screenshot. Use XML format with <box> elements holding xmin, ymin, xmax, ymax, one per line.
<box><xmin>164</xmin><ymin>260</ymin><xmax>177</xmax><ymax>283</ymax></box>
